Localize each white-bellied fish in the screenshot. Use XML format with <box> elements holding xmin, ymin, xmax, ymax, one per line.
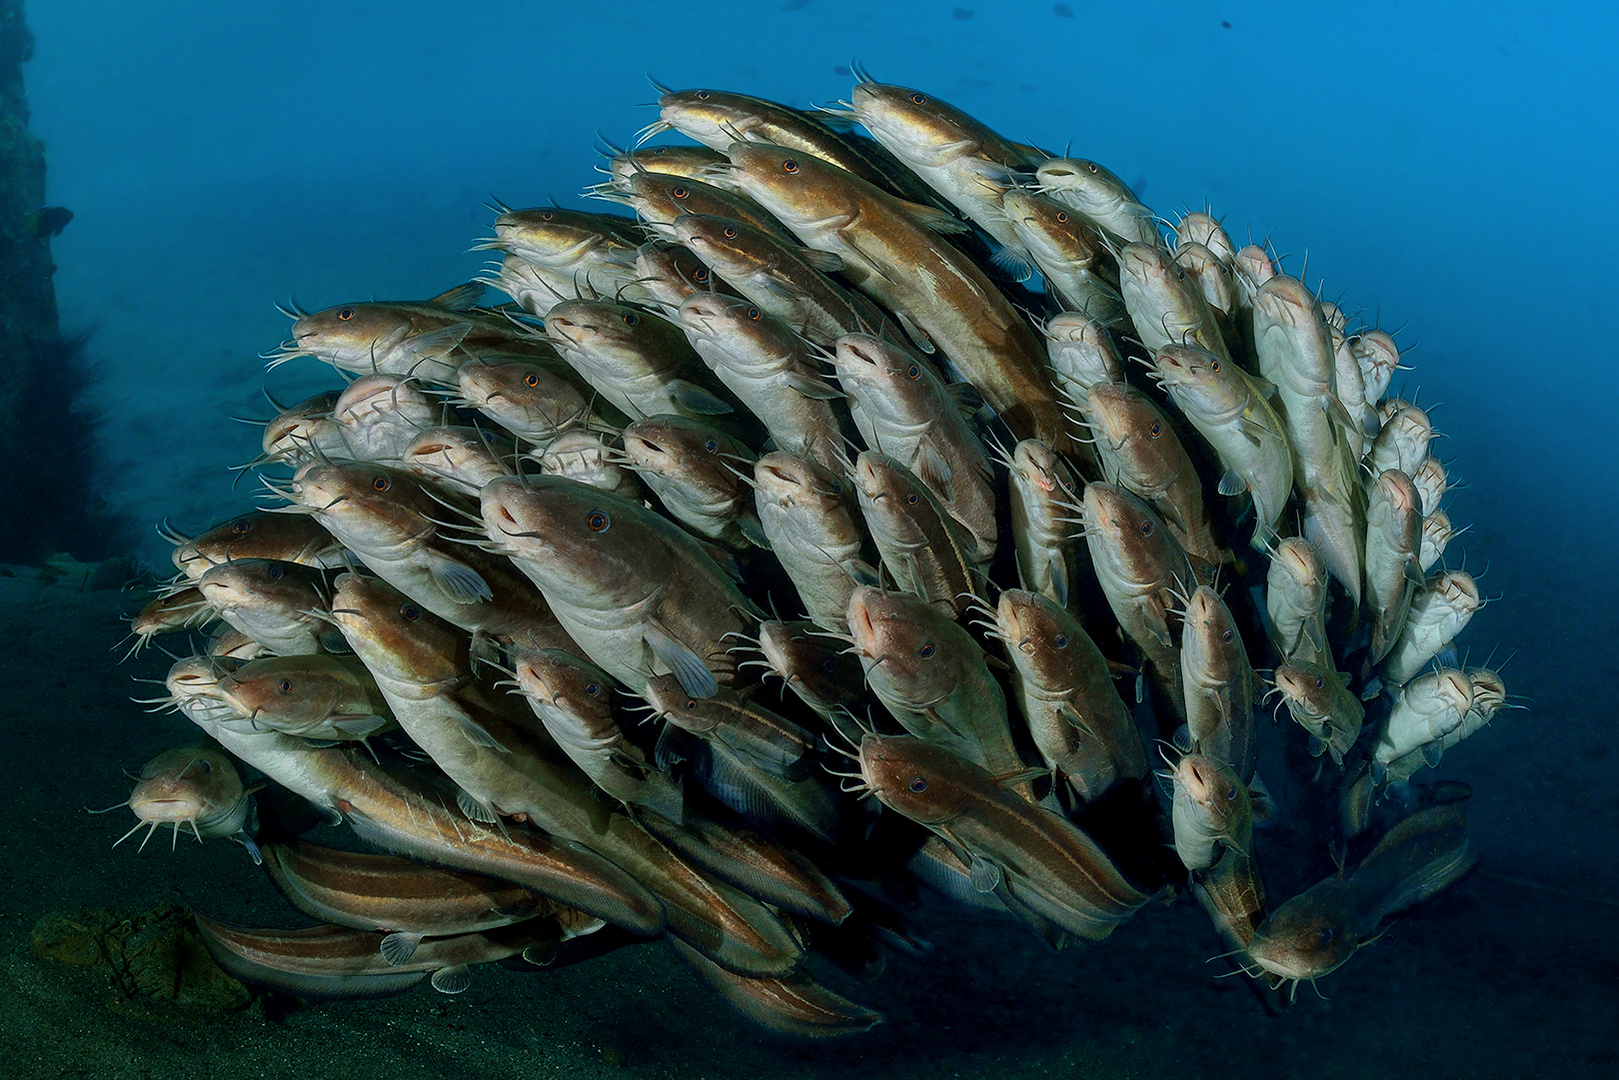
<box><xmin>1380</xmin><ymin>571</ymin><xmax>1481</xmax><ymax>687</ymax></box>
<box><xmin>621</xmin><ymin>415</ymin><xmax>761</xmax><ymax>548</ymax></box>
<box><xmin>752</xmin><ymin>452</ymin><xmax>871</xmax><ymax>632</ymax></box>
<box><xmin>988</xmin><ymin>589</ymin><xmax>1145</xmax><ymax>802</ymax></box>
<box><xmin>676</xmin><ymin>292</ymin><xmax>847</xmax><ymax>471</ymax></box>
<box><xmin>481</xmin><ymin>475</ymin><xmax>759</xmax><ymax>697</ymax></box>
<box><xmin>1150</xmin><ymin>343</ymin><xmax>1292</xmax><ymax>548</ymax></box>
<box><xmin>111</xmin><ymin>744</ymin><xmax>258</xmax><ymax>861</ymax></box>
<box><xmin>832</xmin><ymin>334</ymin><xmax>996</xmax><ymax>562</ymax></box>
<box><xmin>1271</xmin><ymin>660</ymin><xmax>1364</xmax><ymax>765</ymax></box>
<box><xmin>725</xmin><ymin>142</ymin><xmax>1066</xmax><ymax>449</ymax></box>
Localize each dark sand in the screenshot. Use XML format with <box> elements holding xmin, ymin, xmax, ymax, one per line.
<box><xmin>1</xmin><ymin>571</ymin><xmax>1614</xmax><ymax>1080</ymax></box>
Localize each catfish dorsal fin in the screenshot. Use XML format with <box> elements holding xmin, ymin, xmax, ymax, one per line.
<box><xmin>897</xmin><ymin>200</ymin><xmax>972</xmax><ymax>234</ymax></box>
<box><xmin>427</xmin><ymin>282</ymin><xmax>487</xmax><ymax>311</ymax></box>
<box><xmin>985</xmin><ymin>766</ymin><xmax>1050</xmax><ymax>790</ymax></box>
<box><xmin>797</xmin><ymin>248</ymin><xmax>845</xmax><ymax>273</ymax></box>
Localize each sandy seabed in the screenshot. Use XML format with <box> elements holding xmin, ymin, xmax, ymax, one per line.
<box><xmin>0</xmin><ymin>572</ymin><xmax>1613</xmax><ymax>1080</ymax></box>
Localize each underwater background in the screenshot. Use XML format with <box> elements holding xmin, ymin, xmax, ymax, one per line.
<box><xmin>2</xmin><ymin>0</ymin><xmax>1615</xmax><ymax>1076</ymax></box>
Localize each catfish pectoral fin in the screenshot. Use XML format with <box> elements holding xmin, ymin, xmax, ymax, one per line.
<box><xmin>645</xmin><ymin>619</ymin><xmax>719</xmax><ymax>698</ymax></box>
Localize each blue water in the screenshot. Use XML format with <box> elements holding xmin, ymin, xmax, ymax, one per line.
<box><xmin>14</xmin><ymin>0</ymin><xmax>1618</xmax><ymax>1073</ymax></box>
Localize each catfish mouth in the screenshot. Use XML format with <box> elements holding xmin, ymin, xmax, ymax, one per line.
<box><xmin>1438</xmin><ymin>670</ymin><xmax>1474</xmax><ymax>710</ymax></box>
<box><xmin>265</xmin><ymin>420</ymin><xmax>300</xmax><ymax>445</ymax></box>
<box><xmin>993</xmin><ymin>598</ymin><xmax>1032</xmax><ymax>654</ymax></box>
<box><xmin>1272</xmin><ymin>669</ymin><xmax>1322</xmax><ymax>712</ymax></box>
<box><xmin>846</xmin><ymin>597</ymin><xmax>880</xmax><ymax>660</ymax></box>
<box><xmin>852</xmin><ymin>458</ymin><xmax>887</xmax><ymax>500</ymax></box>
<box><xmin>1254</xmin><ymin>283</ymin><xmax>1307</xmax><ymax>326</ymax></box>
<box><xmin>1153</xmin><ymin>351</ymin><xmax>1190</xmax><ymax>382</ymax></box>
<box><xmin>854</xmin><ymin>736</ymin><xmax>902</xmax><ymax>796</ymax></box>
<box><xmin>545</xmin><ymin>316</ymin><xmax>587</xmax><ymax>345</ymax></box>
<box><xmin>486</xmin><ymin>500</ymin><xmax>522</xmax><ymax>530</ymax></box>
<box><xmin>1086</xmin><ymin>402</ymin><xmax>1131</xmax><ymax>451</ymax></box>
<box><xmin>1245</xmin><ymin>940</ymin><xmax>1322</xmax><ymax>982</ymax></box>
<box><xmin>1184</xmin><ymin>591</ymin><xmax>1217</xmax><ymax>629</ymax></box>
<box><xmin>339</xmin><ymin>383</ymin><xmax>395</xmax><ymax>413</ymax></box>
<box><xmin>756</xmin><ymin>462</ymin><xmax>807</xmax><ymax>497</ymax></box>
<box><xmin>455</xmin><ymin>379</ymin><xmax>494</xmax><ymax>408</ymax></box>
<box><xmin>1081</xmin><ymin>487</ymin><xmax>1119</xmax><ymax>535</ymax></box>
<box><xmin>130</xmin><ymin>797</ymin><xmax>205</xmax><ymax>823</ymax></box>
<box><xmin>513</xmin><ymin>663</ymin><xmax>558</xmax><ymax>706</ymax></box>
<box><xmin>1013</xmin><ymin>449</ymin><xmax>1057</xmax><ymax>493</ymax></box>
<box><xmin>197</xmin><ymin>577</ymin><xmax>246</xmax><ymax>607</ymax></box>
<box><xmin>407</xmin><ymin>440</ymin><xmax>453</xmax><ymax>459</ymax></box>
<box><xmin>836</xmin><ymin>339</ymin><xmax>882</xmax><ymax>372</ymax></box>
<box><xmin>623</xmin><ymin>435</ymin><xmax>666</xmax><ymax>462</ymax></box>
<box><xmin>678</xmin><ymin>233</ymin><xmax>716</xmax><ymax>261</ymax></box>
<box><xmin>1176</xmin><ymin>757</ymin><xmax>1216</xmax><ymax>804</ymax></box>
<box><xmin>678</xmin><ymin>297</ymin><xmax>723</xmax><ymax>326</ymax></box>
<box><xmin>1279</xmin><ymin>545</ymin><xmax>1315</xmax><ymax>580</ymax></box>
<box><xmin>1380</xmin><ymin>474</ymin><xmax>1420</xmax><ymax>515</ymax></box>
<box><xmin>1118</xmin><ymin>247</ymin><xmax>1157</xmax><ymax>278</ymax></box>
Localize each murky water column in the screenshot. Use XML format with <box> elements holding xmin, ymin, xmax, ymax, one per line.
<box><xmin>0</xmin><ymin>0</ymin><xmax>114</xmax><ymax>563</ymax></box>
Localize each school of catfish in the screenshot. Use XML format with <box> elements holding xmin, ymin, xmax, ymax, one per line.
<box><xmin>111</xmin><ymin>71</ymin><xmax>1506</xmax><ymax>1035</ymax></box>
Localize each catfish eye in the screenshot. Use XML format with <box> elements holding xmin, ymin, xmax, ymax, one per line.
<box><xmin>905</xmin><ymin>491</ymin><xmax>919</xmax><ymax>506</ymax></box>
<box><xmin>400</xmin><ymin>604</ymin><xmax>422</xmax><ymax>622</ymax></box>
<box><xmin>1085</xmin><ymin>161</ymin><xmax>1099</xmax><ymax>174</ymax></box>
<box><xmin>199</xmin><ymin>760</ymin><xmax>212</xmax><ymax>773</ymax></box>
<box><xmin>1055</xmin><ymin>211</ymin><xmax>1069</xmax><ymax>223</ymax></box>
<box><xmin>587</xmin><ymin>510</ymin><xmax>611</xmax><ymax>532</ymax></box>
<box><xmin>905</xmin><ymin>363</ymin><xmax>921</xmax><ymax>380</ymax></box>
<box><xmin>684</xmin><ymin>698</ymin><xmax>697</xmax><ymax>709</ymax></box>
<box><xmin>908</xmin><ymin>93</ymin><xmax>927</xmax><ymax>105</ymax></box>
<box><xmin>745</xmin><ymin>307</ymin><xmax>761</xmax><ymax>321</ymax></box>
<box><xmin>722</xmin><ymin>227</ymin><xmax>738</xmax><ymax>239</ymax></box>
<box><xmin>1314</xmin><ymin>675</ymin><xmax>1326</xmax><ymax>689</ymax></box>
<box><xmin>622</xmin><ymin>311</ymin><xmax>640</xmax><ymax>326</ymax></box>
<box><xmin>584</xmin><ymin>682</ymin><xmax>600</xmax><ymax>697</ymax></box>
<box><xmin>337</xmin><ymin>307</ymin><xmax>355</xmax><ymax>321</ymax></box>
<box><xmin>1221</xmin><ymin>628</ymin><xmax>1234</xmax><ymax>644</ymax></box>
<box><xmin>782</xmin><ymin>160</ymin><xmax>800</xmax><ymax>173</ymax></box>
<box><xmin>232</xmin><ymin>519</ymin><xmax>251</xmax><ymax>535</ymax></box>
<box><xmin>372</xmin><ymin>475</ymin><xmax>391</xmax><ymax>492</ymax></box>
<box><xmin>524</xmin><ymin>372</ymin><xmax>541</xmax><ymax>388</ymax></box>
<box><xmin>693</xmin><ymin>268</ymin><xmax>710</xmax><ymax>282</ymax></box>
<box><xmin>909</xmin><ymin>776</ymin><xmax>928</xmax><ymax>792</ymax></box>
<box><xmin>1175</xmin><ymin>267</ymin><xmax>1187</xmax><ymax>281</ymax></box>
<box><xmin>695</xmin><ymin>90</ymin><xmax>711</xmax><ymax>100</ymax></box>
<box><xmin>1317</xmin><ymin>928</ymin><xmax>1335</xmax><ymax>947</ymax></box>
<box><xmin>819</xmin><ymin>656</ymin><xmax>838</xmax><ymax>673</ymax></box>
<box><xmin>918</xmin><ymin>642</ymin><xmax>936</xmax><ymax>659</ymax></box>
<box><xmin>277</xmin><ymin>679</ymin><xmax>293</xmax><ymax>694</ymax></box>
<box><xmin>1148</xmin><ymin>422</ymin><xmax>1163</xmax><ymax>439</ymax></box>
<box><xmin>1140</xmin><ymin>519</ymin><xmax>1154</xmax><ymax>537</ymax></box>
<box><xmin>268</xmin><ymin>565</ymin><xmax>284</xmax><ymax>580</ymax></box>
<box><xmin>1209</xmin><ymin>359</ymin><xmax>1221</xmax><ymax>372</ymax></box>
<box><xmin>1224</xmin><ymin>785</ymin><xmax>1239</xmax><ymax>801</ymax></box>
<box><xmin>1054</xmin><ymin>633</ymin><xmax>1069</xmax><ymax>649</ymax></box>
<box><xmin>704</xmin><ymin>438</ymin><xmax>719</xmax><ymax>453</ymax></box>
<box><xmin>671</xmin><ymin>186</ymin><xmax>689</xmax><ymax>199</ymax></box>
